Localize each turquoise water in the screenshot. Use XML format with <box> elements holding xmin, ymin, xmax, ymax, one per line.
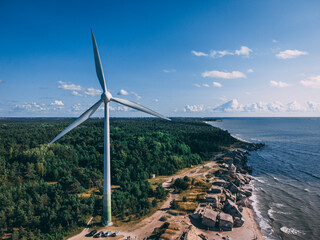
<box><xmin>209</xmin><ymin>118</ymin><xmax>320</xmax><ymax>240</ymax></box>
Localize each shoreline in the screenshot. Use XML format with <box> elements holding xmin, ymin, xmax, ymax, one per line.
<box><xmin>204</xmin><ymin>120</ymin><xmax>265</xmax><ymax>239</ymax></box>
<box><xmin>208</xmin><ymin>145</ymin><xmax>265</xmax><ymax>240</ymax></box>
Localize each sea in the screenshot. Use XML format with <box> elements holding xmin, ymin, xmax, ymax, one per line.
<box><xmin>209</xmin><ymin>118</ymin><xmax>320</xmax><ymax>240</ymax></box>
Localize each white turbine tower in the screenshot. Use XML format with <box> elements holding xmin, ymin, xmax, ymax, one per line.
<box><xmin>49</xmin><ymin>30</ymin><xmax>170</xmax><ymax>226</ymax></box>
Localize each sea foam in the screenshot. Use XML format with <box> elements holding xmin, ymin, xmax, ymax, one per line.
<box><xmin>250</xmin><ymin>192</ymin><xmax>274</xmax><ymax>239</ymax></box>
<box><xmin>280</xmin><ymin>226</ymin><xmax>305</xmax><ymax>236</ymax></box>
<box><xmin>267</xmin><ymin>207</ymin><xmax>289</xmax><ymax>220</ymax></box>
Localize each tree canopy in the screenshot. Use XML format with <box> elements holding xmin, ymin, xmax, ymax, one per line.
<box><xmin>0</xmin><ymin>118</ymin><xmax>238</xmax><ymax>239</ymax></box>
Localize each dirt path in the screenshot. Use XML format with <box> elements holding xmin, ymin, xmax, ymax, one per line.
<box><xmin>118</xmin><ymin>162</ymin><xmax>216</xmax><ymax>239</ymax></box>
<box><xmin>67</xmin><ymin>217</ymin><xmax>93</xmax><ymax>240</ymax></box>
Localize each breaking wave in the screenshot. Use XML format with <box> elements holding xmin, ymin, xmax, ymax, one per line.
<box><xmin>280</xmin><ymin>226</ymin><xmax>305</xmax><ymax>236</ymax></box>
<box><xmin>267</xmin><ymin>207</ymin><xmax>289</xmax><ymax>220</ymax></box>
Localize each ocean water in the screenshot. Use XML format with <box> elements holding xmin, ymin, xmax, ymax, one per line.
<box><xmin>209</xmin><ymin>118</ymin><xmax>320</xmax><ymax>240</ymax></box>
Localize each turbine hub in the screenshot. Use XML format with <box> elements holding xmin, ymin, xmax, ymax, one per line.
<box><xmin>101</xmin><ymin>91</ymin><xmax>112</xmax><ymax>103</ymax></box>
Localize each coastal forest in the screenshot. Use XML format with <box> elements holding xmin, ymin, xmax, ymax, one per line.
<box><xmin>0</xmin><ymin>118</ymin><xmax>239</xmax><ymax>239</ymax></box>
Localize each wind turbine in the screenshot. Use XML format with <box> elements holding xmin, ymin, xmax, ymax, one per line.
<box><xmin>49</xmin><ymin>30</ymin><xmax>170</xmax><ymax>226</ymax></box>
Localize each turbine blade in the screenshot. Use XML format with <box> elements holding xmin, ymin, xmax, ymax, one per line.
<box><xmin>111</xmin><ymin>97</ymin><xmax>170</xmax><ymax>121</ymax></box>
<box><xmin>49</xmin><ymin>99</ymin><xmax>103</xmax><ymax>145</ymax></box>
<box><xmin>91</xmin><ymin>29</ymin><xmax>107</xmax><ymax>92</ymax></box>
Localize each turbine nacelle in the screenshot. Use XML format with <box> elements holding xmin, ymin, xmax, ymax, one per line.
<box><xmin>101</xmin><ymin>91</ymin><xmax>113</xmax><ymax>103</ymax></box>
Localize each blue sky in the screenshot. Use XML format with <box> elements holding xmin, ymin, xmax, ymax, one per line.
<box><xmin>1</xmin><ymin>0</ymin><xmax>320</xmax><ymax>117</ymax></box>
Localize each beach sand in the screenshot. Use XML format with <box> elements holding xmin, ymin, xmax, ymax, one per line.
<box><xmin>219</xmin><ymin>207</ymin><xmax>263</xmax><ymax>240</ymax></box>
<box><xmin>184</xmin><ymin>207</ymin><xmax>263</xmax><ymax>240</ymax></box>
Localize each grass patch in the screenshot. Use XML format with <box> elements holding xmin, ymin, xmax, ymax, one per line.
<box><xmin>149</xmin><ymin>177</ymin><xmax>168</xmax><ymax>189</ymax></box>
<box><xmin>77</xmin><ymin>187</ymin><xmax>99</xmax><ymax>198</ymax></box>
<box><xmin>46</xmin><ymin>181</ymin><xmax>58</xmax><ymax>185</ymax></box>
<box><xmin>178</xmin><ymin>202</ymin><xmax>198</xmax><ymax>212</ymax></box>
<box><xmin>197</xmin><ymin>166</ymin><xmax>211</xmax><ymax>174</ymax></box>
<box><xmin>108</xmin><ymin>194</ymin><xmax>168</xmax><ymax>230</ymax></box>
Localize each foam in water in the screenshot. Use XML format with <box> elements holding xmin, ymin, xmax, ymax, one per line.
<box><xmin>267</xmin><ymin>207</ymin><xmax>289</xmax><ymax>220</ymax></box>
<box><xmin>254</xmin><ymin>176</ymin><xmax>266</xmax><ymax>184</ymax></box>
<box><xmin>274</xmin><ymin>203</ymin><xmax>284</xmax><ymax>208</ymax></box>
<box><xmin>267</xmin><ymin>208</ymin><xmax>274</xmax><ymax>220</ymax></box>
<box><xmin>231</xmin><ymin>134</ymin><xmax>251</xmax><ymax>143</ymax></box>
<box><xmin>250</xmin><ymin>191</ymin><xmax>274</xmax><ymax>238</ymax></box>
<box><xmin>250</xmin><ymin>137</ymin><xmax>262</xmax><ymax>142</ymax></box>
<box><xmin>280</xmin><ymin>226</ymin><xmax>305</xmax><ymax>236</ymax></box>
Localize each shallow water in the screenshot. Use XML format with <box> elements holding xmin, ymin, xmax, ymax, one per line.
<box><xmin>209</xmin><ymin>118</ymin><xmax>320</xmax><ymax>240</ymax></box>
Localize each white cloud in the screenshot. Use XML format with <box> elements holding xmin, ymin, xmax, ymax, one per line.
<box><xmin>72</xmin><ymin>91</ymin><xmax>83</xmax><ymax>97</ymax></box>
<box><xmin>58</xmin><ymin>81</ymin><xmax>101</xmax><ymax>97</ymax></box>
<box><xmin>202</xmin><ymin>83</ymin><xmax>210</xmax><ymax>88</ymax></box>
<box><xmin>300</xmin><ymin>75</ymin><xmax>320</xmax><ymax>88</ymax></box>
<box><xmin>180</xmin><ymin>100</ymin><xmax>320</xmax><ymax>114</ymax></box>
<box><xmin>184</xmin><ymin>104</ymin><xmax>205</xmax><ymax>112</ymax></box>
<box><xmin>213</xmin><ymin>82</ymin><xmax>222</xmax><ymax>87</ymax></box>
<box><xmin>13</xmin><ymin>101</ymin><xmax>67</xmax><ymax>113</ymax></box>
<box><xmin>235</xmin><ymin>46</ymin><xmax>252</xmax><ymax>56</ymax></box>
<box><xmin>154</xmin><ymin>98</ymin><xmax>159</xmax><ymax>102</ymax></box>
<box><xmin>213</xmin><ymin>99</ymin><xmax>243</xmax><ymax>112</ymax></box>
<box><xmin>0</xmin><ymin>80</ymin><xmax>3</xmax><ymax>84</ymax></box>
<box><xmin>118</xmin><ymin>89</ymin><xmax>129</xmax><ymax>95</ymax></box>
<box><xmin>243</xmin><ymin>102</ymin><xmax>269</xmax><ymax>112</ymax></box>
<box><xmin>202</xmin><ymin>70</ymin><xmax>246</xmax><ymax>79</ymax></box>
<box><xmin>163</xmin><ymin>69</ymin><xmax>176</xmax><ymax>73</ymax></box>
<box><xmin>247</xmin><ymin>69</ymin><xmax>253</xmax><ymax>73</ymax></box>
<box><xmin>212</xmin><ymin>99</ymin><xmax>314</xmax><ymax>113</ymax></box>
<box><xmin>307</xmin><ymin>101</ymin><xmax>320</xmax><ymax>111</ymax></box>
<box><xmin>97</xmin><ymin>105</ymin><xmax>104</xmax><ymax>111</ymax></box>
<box><xmin>72</xmin><ymin>103</ymin><xmax>82</xmax><ymax>111</ymax></box>
<box><xmin>14</xmin><ymin>102</ymin><xmax>47</xmax><ymax>112</ymax></box>
<box><xmin>287</xmin><ymin>101</ymin><xmax>306</xmax><ymax>112</ymax></box>
<box><xmin>191</xmin><ymin>50</ymin><xmax>208</xmax><ymax>57</ymax></box>
<box><xmin>192</xmin><ymin>46</ymin><xmax>252</xmax><ymax>58</ymax></box>
<box><xmin>109</xmin><ymin>105</ymin><xmax>129</xmax><ymax>112</ymax></box>
<box><xmin>219</xmin><ymin>96</ymin><xmax>228</xmax><ymax>102</ymax></box>
<box><xmin>83</xmin><ymin>88</ymin><xmax>102</xmax><ymax>96</ymax></box>
<box><xmin>267</xmin><ymin>101</ymin><xmax>287</xmax><ymax>112</ymax></box>
<box><xmin>209</xmin><ymin>50</ymin><xmax>217</xmax><ymax>57</ymax></box>
<box><xmin>50</xmin><ymin>100</ymin><xmax>64</xmax><ymax>106</ymax></box>
<box><xmin>131</xmin><ymin>91</ymin><xmax>141</xmax><ymax>100</ymax></box>
<box><xmin>173</xmin><ymin>108</ymin><xmax>178</xmax><ymax>113</ymax></box>
<box><xmin>193</xmin><ymin>83</ymin><xmax>201</xmax><ymax>88</ymax></box>
<box><xmin>58</xmin><ymin>81</ymin><xmax>83</xmax><ymax>91</ymax></box>
<box><xmin>276</xmin><ymin>49</ymin><xmax>308</xmax><ymax>59</ymax></box>
<box><xmin>272</xmin><ymin>39</ymin><xmax>278</xmax><ymax>43</ymax></box>
<box><xmin>270</xmin><ymin>80</ymin><xmax>291</xmax><ymax>88</ymax></box>
<box><xmin>218</xmin><ymin>50</ymin><xmax>233</xmax><ymax>57</ymax></box>
<box><xmin>117</xmin><ymin>89</ymin><xmax>141</xmax><ymax>100</ymax></box>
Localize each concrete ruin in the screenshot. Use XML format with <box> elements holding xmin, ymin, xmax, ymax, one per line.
<box><xmin>189</xmin><ymin>145</ymin><xmax>264</xmax><ymax>234</ymax></box>
<box><xmin>218</xmin><ymin>212</ymin><xmax>234</xmax><ymax>231</ymax></box>
<box><xmin>201</xmin><ymin>208</ymin><xmax>218</xmax><ymax>229</ymax></box>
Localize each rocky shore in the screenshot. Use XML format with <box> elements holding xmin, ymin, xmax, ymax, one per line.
<box><xmin>186</xmin><ymin>142</ymin><xmax>264</xmax><ymax>239</ymax></box>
